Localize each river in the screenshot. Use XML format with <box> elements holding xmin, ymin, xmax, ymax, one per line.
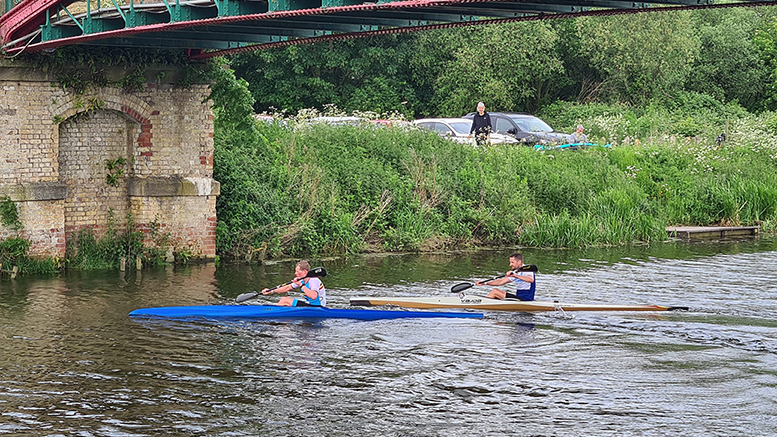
<box><xmin>1</xmin><ymin>238</ymin><xmax>776</xmax><ymax>436</ymax></box>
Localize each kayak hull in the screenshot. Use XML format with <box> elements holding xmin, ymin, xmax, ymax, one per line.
<box><xmin>350</xmin><ymin>296</ymin><xmax>687</xmax><ymax>312</ymax></box>
<box><xmin>129</xmin><ymin>305</ymin><xmax>483</xmax><ymax>320</ymax></box>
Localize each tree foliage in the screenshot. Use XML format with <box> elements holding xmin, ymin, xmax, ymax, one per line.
<box><xmin>231</xmin><ymin>36</ymin><xmax>418</xmax><ymax>117</ymax></box>
<box><xmin>575</xmin><ymin>11</ymin><xmax>699</xmax><ymax>105</ymax></box>
<box><xmin>410</xmin><ymin>23</ymin><xmax>565</xmax><ymax>115</ymax></box>
<box><xmin>229</xmin><ymin>7</ymin><xmax>777</xmax><ymax>116</ymax></box>
<box><xmin>688</xmin><ymin>8</ymin><xmax>770</xmax><ymax>111</ymax></box>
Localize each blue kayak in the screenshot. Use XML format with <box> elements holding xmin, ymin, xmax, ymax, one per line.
<box><xmin>129</xmin><ymin>305</ymin><xmax>483</xmax><ymax>320</ymax></box>
<box><xmin>534</xmin><ymin>142</ymin><xmax>612</xmax><ymax>151</ymax></box>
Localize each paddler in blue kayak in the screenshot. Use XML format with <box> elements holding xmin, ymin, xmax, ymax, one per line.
<box><xmin>261</xmin><ymin>260</ymin><xmax>327</xmax><ymax>307</ymax></box>
<box><xmin>476</xmin><ymin>252</ymin><xmax>536</xmax><ymax>301</ymax></box>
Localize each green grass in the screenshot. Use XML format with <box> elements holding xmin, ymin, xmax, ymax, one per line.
<box><xmin>213</xmin><ymin>111</ymin><xmax>777</xmax><ymax>258</ymax></box>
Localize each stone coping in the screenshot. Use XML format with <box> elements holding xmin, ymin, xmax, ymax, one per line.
<box><xmin>0</xmin><ymin>177</ymin><xmax>220</xmax><ymax>200</ymax></box>
<box><xmin>0</xmin><ymin>182</ymin><xmax>67</xmax><ymax>201</ymax></box>
<box><xmin>128</xmin><ymin>176</ymin><xmax>220</xmax><ymax>197</ymax></box>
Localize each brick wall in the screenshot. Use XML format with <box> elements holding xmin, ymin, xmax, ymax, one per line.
<box><xmin>0</xmin><ymin>61</ymin><xmax>219</xmax><ymax>260</ymax></box>
<box><xmin>59</xmin><ymin>110</ymin><xmax>133</xmax><ymax>236</ymax></box>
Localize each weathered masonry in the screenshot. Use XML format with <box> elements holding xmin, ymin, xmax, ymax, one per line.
<box><xmin>0</xmin><ymin>60</ymin><xmax>219</xmax><ymax>259</ymax></box>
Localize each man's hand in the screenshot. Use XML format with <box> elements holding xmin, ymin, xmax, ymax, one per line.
<box><xmin>261</xmin><ymin>288</ymin><xmax>271</xmax><ymax>295</ymax></box>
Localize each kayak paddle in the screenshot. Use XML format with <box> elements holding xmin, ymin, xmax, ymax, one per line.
<box><xmin>235</xmin><ymin>266</ymin><xmax>327</xmax><ymax>303</ymax></box>
<box><xmin>451</xmin><ymin>264</ymin><xmax>537</xmax><ymax>293</ymax></box>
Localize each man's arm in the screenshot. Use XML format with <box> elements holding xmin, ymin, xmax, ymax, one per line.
<box><xmin>508</xmin><ymin>272</ymin><xmax>535</xmax><ymax>283</ymax></box>
<box><xmin>300</xmin><ymin>278</ymin><xmax>321</xmax><ymax>300</ymax></box>
<box><xmin>478</xmin><ymin>276</ymin><xmax>511</xmax><ymax>287</ymax></box>
<box><xmin>262</xmin><ymin>283</ymin><xmax>294</xmax><ymax>295</ymax></box>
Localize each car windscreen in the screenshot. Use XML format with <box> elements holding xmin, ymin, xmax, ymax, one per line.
<box><xmin>448</xmin><ymin>121</ymin><xmax>472</xmax><ymax>134</ymax></box>
<box><xmin>510</xmin><ymin>116</ymin><xmax>553</xmax><ymax>132</ymax></box>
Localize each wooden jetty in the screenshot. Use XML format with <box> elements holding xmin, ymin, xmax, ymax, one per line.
<box><xmin>667</xmin><ymin>226</ymin><xmax>759</xmax><ymax>241</ymax></box>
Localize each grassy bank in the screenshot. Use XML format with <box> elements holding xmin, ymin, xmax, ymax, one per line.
<box><xmin>214</xmin><ymin>111</ymin><xmax>777</xmax><ymax>260</ymax></box>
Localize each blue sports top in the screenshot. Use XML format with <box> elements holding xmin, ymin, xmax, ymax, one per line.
<box><xmin>292</xmin><ymin>277</ymin><xmax>326</xmax><ymax>306</ymax></box>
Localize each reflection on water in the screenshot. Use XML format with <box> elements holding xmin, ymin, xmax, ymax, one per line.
<box><xmin>1</xmin><ymin>238</ymin><xmax>776</xmax><ymax>436</ymax></box>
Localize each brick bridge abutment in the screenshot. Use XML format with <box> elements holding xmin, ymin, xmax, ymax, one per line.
<box><xmin>0</xmin><ymin>60</ymin><xmax>220</xmax><ymax>260</ymax></box>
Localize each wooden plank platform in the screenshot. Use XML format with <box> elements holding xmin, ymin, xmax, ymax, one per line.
<box><xmin>667</xmin><ymin>226</ymin><xmax>759</xmax><ymax>240</ymax></box>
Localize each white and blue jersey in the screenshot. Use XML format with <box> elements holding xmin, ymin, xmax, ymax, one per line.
<box><xmin>291</xmin><ymin>277</ymin><xmax>326</xmax><ymax>306</ymax></box>
<box><xmin>507</xmin><ymin>271</ymin><xmax>535</xmax><ymax>301</ymax></box>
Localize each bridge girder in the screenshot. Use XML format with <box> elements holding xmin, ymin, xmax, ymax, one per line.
<box><xmin>0</xmin><ymin>0</ymin><xmax>767</xmax><ymax>59</ymax></box>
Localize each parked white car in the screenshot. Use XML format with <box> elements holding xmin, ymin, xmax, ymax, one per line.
<box><xmin>306</xmin><ymin>116</ymin><xmax>364</xmax><ymax>126</ymax></box>
<box><xmin>413</xmin><ymin>118</ymin><xmax>519</xmax><ymax>145</ymax></box>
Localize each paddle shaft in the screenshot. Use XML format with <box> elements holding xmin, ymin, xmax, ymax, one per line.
<box><xmin>235</xmin><ymin>267</ymin><xmax>327</xmax><ymax>303</ymax></box>
<box><xmin>450</xmin><ymin>264</ymin><xmax>537</xmax><ymax>293</ymax></box>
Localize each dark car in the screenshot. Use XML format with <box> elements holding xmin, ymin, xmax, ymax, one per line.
<box><xmin>463</xmin><ymin>112</ymin><xmax>569</xmax><ymax>145</ymax></box>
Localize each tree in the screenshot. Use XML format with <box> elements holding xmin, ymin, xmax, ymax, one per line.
<box><xmin>575</xmin><ymin>10</ymin><xmax>699</xmax><ymax>105</ymax></box>
<box><xmin>230</xmin><ymin>35</ymin><xmax>418</xmax><ymax>116</ymax></box>
<box><xmin>410</xmin><ymin>23</ymin><xmax>565</xmax><ymax>116</ymax></box>
<box><xmin>687</xmin><ymin>8</ymin><xmax>769</xmax><ymax>111</ymax></box>
<box><xmin>752</xmin><ymin>6</ymin><xmax>777</xmax><ymax>110</ymax></box>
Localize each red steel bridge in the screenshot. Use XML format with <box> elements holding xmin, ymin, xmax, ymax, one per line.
<box><xmin>2</xmin><ymin>0</ymin><xmax>775</xmax><ymax>59</ymax></box>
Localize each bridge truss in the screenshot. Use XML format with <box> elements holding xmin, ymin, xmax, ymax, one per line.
<box><xmin>1</xmin><ymin>0</ymin><xmax>774</xmax><ymax>59</ymax></box>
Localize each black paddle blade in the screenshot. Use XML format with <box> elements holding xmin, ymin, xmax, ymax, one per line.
<box><xmin>450</xmin><ymin>282</ymin><xmax>474</xmax><ymax>293</ymax></box>
<box><xmin>308</xmin><ymin>267</ymin><xmax>327</xmax><ymax>278</ymax></box>
<box><xmin>519</xmin><ymin>264</ymin><xmax>538</xmax><ymax>272</ymax></box>
<box><xmin>235</xmin><ymin>291</ymin><xmax>259</xmax><ymax>303</ymax></box>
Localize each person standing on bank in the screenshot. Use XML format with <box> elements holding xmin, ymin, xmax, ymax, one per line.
<box><xmin>468</xmin><ymin>102</ymin><xmax>492</xmax><ymax>146</ymax></box>
<box><xmin>476</xmin><ymin>252</ymin><xmax>536</xmax><ymax>301</ymax></box>
<box><xmin>261</xmin><ymin>260</ymin><xmax>327</xmax><ymax>307</ymax></box>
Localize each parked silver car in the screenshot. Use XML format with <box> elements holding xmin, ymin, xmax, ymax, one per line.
<box><xmin>413</xmin><ymin>118</ymin><xmax>519</xmax><ymax>145</ymax></box>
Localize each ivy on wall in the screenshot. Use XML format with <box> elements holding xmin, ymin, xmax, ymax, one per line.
<box><xmin>104</xmin><ymin>158</ymin><xmax>127</xmax><ymax>187</ymax></box>
<box><xmin>17</xmin><ymin>46</ymin><xmax>212</xmax><ymax>123</ymax></box>
<box><xmin>0</xmin><ymin>195</ymin><xmax>22</xmax><ymax>230</ymax></box>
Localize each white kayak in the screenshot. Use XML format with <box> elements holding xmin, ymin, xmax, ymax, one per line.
<box><xmin>349</xmin><ymin>295</ymin><xmax>688</xmax><ymax>312</ymax></box>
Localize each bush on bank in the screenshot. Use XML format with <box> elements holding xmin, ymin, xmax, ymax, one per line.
<box><xmin>213</xmin><ymin>109</ymin><xmax>777</xmax><ymax>259</ymax></box>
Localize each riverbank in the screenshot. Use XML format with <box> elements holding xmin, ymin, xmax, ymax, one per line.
<box><xmin>213</xmin><ymin>114</ymin><xmax>777</xmax><ymax>260</ymax></box>
<box><xmin>3</xmin><ymin>114</ymin><xmax>775</xmax><ymax>275</ymax></box>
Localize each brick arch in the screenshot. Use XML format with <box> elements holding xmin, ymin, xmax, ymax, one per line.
<box><xmin>53</xmin><ymin>89</ymin><xmax>154</xmax><ymax>244</ymax></box>
<box><xmin>51</xmin><ymin>89</ymin><xmax>154</xmax><ymax>150</ymax></box>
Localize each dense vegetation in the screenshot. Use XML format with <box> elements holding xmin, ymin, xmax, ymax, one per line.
<box><xmin>211</xmin><ymin>64</ymin><xmax>777</xmax><ymax>258</ymax></box>
<box><xmin>5</xmin><ymin>7</ymin><xmax>777</xmax><ymax>271</ymax></box>
<box><xmin>211</xmin><ymin>7</ymin><xmax>777</xmax><ymax>259</ymax></box>
<box><xmin>231</xmin><ymin>7</ymin><xmax>777</xmax><ymax>116</ymax></box>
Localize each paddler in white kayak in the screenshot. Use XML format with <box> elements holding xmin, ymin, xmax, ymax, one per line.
<box><xmin>476</xmin><ymin>252</ymin><xmax>536</xmax><ymax>301</ymax></box>
<box><xmin>261</xmin><ymin>260</ymin><xmax>327</xmax><ymax>307</ymax></box>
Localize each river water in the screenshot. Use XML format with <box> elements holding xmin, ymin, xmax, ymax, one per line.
<box><xmin>1</xmin><ymin>238</ymin><xmax>776</xmax><ymax>436</ymax></box>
